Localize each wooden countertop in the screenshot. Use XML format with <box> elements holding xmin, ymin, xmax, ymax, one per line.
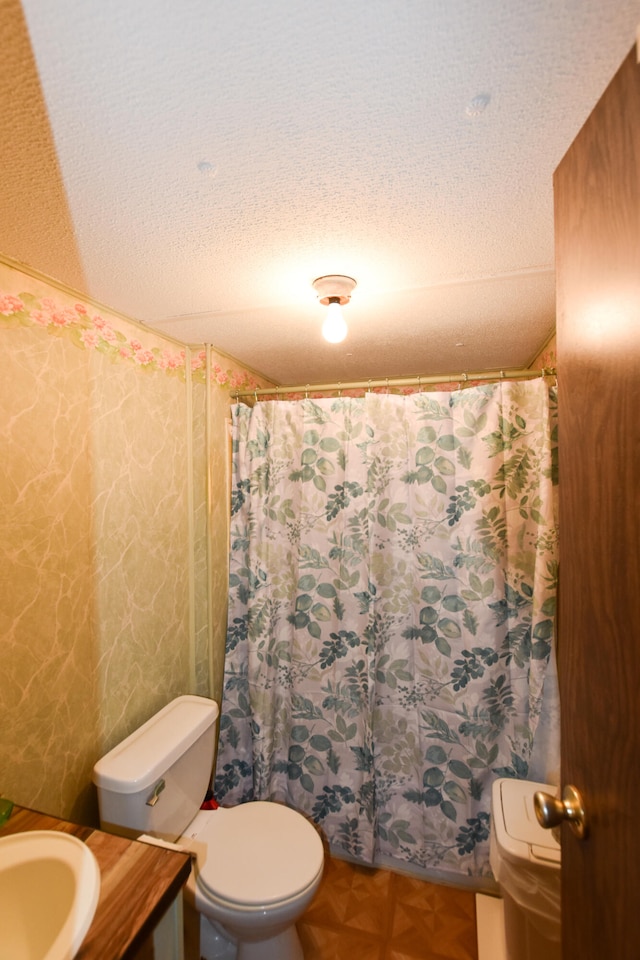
<box><xmin>1</xmin><ymin>805</ymin><xmax>192</xmax><ymax>960</ymax></box>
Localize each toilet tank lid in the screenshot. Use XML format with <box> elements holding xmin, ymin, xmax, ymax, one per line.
<box><xmin>93</xmin><ymin>696</ymin><xmax>219</xmax><ymax>794</ymax></box>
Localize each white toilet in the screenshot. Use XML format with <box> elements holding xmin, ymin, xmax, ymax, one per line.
<box><xmin>92</xmin><ymin>695</ymin><xmax>324</xmax><ymax>960</ymax></box>
<box><xmin>489</xmin><ymin>777</ymin><xmax>561</xmax><ymax>960</ymax></box>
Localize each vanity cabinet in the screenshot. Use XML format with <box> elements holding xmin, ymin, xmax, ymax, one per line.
<box><xmin>0</xmin><ymin>805</ymin><xmax>191</xmax><ymax>960</ymax></box>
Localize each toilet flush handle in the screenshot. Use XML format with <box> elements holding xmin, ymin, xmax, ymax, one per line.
<box><xmin>534</xmin><ymin>785</ymin><xmax>588</xmax><ymax>840</ymax></box>
<box><xmin>146</xmin><ymin>779</ymin><xmax>166</xmax><ymax>807</ymax></box>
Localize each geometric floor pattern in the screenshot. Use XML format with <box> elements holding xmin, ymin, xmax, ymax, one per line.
<box><xmin>297</xmin><ymin>853</ymin><xmax>479</xmax><ymax>960</ymax></box>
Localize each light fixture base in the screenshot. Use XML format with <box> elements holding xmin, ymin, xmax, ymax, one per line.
<box><xmin>312</xmin><ymin>275</ymin><xmax>357</xmax><ymax>306</ymax></box>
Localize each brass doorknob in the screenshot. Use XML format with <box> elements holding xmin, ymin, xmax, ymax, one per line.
<box><xmin>534</xmin><ymin>785</ymin><xmax>588</xmax><ymax>840</ymax></box>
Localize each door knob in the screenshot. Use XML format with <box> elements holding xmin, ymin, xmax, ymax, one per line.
<box><xmin>533</xmin><ymin>784</ymin><xmax>588</xmax><ymax>839</ymax></box>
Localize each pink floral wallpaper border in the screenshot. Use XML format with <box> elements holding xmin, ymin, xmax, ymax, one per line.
<box><xmin>0</xmin><ymin>290</ymin><xmax>261</xmax><ymax>391</ymax></box>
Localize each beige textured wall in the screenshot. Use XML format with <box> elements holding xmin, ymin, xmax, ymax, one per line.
<box><xmin>89</xmin><ymin>346</ymin><xmax>192</xmax><ymax>752</ymax></box>
<box><xmin>1</xmin><ymin>259</ymin><xmax>272</xmax><ymax>824</ymax></box>
<box><xmin>530</xmin><ymin>332</ymin><xmax>556</xmax><ymax>370</ymax></box>
<box><xmin>191</xmin><ymin>376</ymin><xmax>211</xmax><ymax>697</ymax></box>
<box><xmin>1</xmin><ymin>320</ymin><xmax>99</xmax><ymax>822</ymax></box>
<box><xmin>208</xmin><ymin>380</ymin><xmax>234</xmax><ymax>708</ymax></box>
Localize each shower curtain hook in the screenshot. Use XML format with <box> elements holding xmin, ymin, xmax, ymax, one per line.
<box><xmin>367</xmin><ymin>379</ymin><xmax>372</xmax><ymax>394</ymax></box>
<box><xmin>546</xmin><ymin>366</ymin><xmax>558</xmax><ymax>388</ymax></box>
<box><xmin>386</xmin><ymin>377</ymin><xmax>390</xmax><ymax>394</ymax></box>
<box><xmin>417</xmin><ymin>374</ymin><xmax>422</xmax><ymax>393</ymax></box>
<box><xmin>338</xmin><ymin>381</ymin><xmax>342</xmax><ymax>397</ymax></box>
<box><xmin>305</xmin><ymin>384</ymin><xmax>309</xmax><ymax>399</ymax></box>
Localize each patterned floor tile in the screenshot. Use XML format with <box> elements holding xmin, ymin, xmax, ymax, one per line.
<box><xmin>298</xmin><ymin>854</ymin><xmax>479</xmax><ymax>960</ymax></box>
<box><xmin>304</xmin><ymin>855</ymin><xmax>393</xmax><ymax>936</ymax></box>
<box><xmin>298</xmin><ymin>922</ymin><xmax>385</xmax><ymax>960</ymax></box>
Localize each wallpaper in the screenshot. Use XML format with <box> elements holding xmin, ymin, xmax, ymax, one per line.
<box><xmin>0</xmin><ymin>255</ymin><xmax>549</xmax><ymax>824</ymax></box>
<box><xmin>1</xmin><ymin>319</ymin><xmax>99</xmax><ymax>820</ymax></box>
<box><xmin>530</xmin><ymin>334</ymin><xmax>557</xmax><ymax>372</ymax></box>
<box><xmin>1</xmin><ymin>259</ymin><xmax>271</xmax><ymax>823</ymax></box>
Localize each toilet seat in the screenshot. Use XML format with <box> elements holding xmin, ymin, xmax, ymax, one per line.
<box><xmin>182</xmin><ymin>801</ymin><xmax>324</xmax><ymax>907</ymax></box>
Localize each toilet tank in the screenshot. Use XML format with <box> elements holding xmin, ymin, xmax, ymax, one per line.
<box><xmin>93</xmin><ymin>695</ymin><xmax>219</xmax><ymax>842</ymax></box>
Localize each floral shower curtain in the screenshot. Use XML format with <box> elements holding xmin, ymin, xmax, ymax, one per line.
<box><xmin>214</xmin><ymin>380</ymin><xmax>558</xmax><ymax>880</ymax></box>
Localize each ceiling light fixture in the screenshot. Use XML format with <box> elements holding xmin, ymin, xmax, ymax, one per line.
<box><xmin>312</xmin><ymin>275</ymin><xmax>356</xmax><ymax>344</ymax></box>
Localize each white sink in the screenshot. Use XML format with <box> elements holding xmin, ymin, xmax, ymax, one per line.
<box><xmin>0</xmin><ymin>830</ymin><xmax>101</xmax><ymax>960</ymax></box>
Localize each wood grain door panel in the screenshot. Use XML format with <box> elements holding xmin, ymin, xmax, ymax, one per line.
<box><xmin>554</xmin><ymin>47</ymin><xmax>640</xmax><ymax>959</ymax></box>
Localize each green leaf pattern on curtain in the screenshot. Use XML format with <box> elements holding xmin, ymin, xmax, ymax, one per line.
<box><xmin>215</xmin><ymin>380</ymin><xmax>558</xmax><ymax>879</ymax></box>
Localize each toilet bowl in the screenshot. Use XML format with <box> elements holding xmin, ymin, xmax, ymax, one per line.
<box><xmin>92</xmin><ymin>695</ymin><xmax>325</xmax><ymax>960</ymax></box>
<box><xmin>181</xmin><ymin>804</ymin><xmax>324</xmax><ymax>960</ymax></box>
<box><xmin>490</xmin><ymin>777</ymin><xmax>561</xmax><ymax>960</ymax></box>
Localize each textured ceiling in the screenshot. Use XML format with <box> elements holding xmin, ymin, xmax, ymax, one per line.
<box><xmin>2</xmin><ymin>0</ymin><xmax>639</xmax><ymax>384</ymax></box>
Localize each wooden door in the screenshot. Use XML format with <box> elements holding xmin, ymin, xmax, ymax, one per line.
<box><xmin>554</xmin><ymin>47</ymin><xmax>640</xmax><ymax>959</ymax></box>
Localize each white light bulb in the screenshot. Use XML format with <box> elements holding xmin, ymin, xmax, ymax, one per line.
<box><xmin>322</xmin><ymin>301</ymin><xmax>347</xmax><ymax>343</ymax></box>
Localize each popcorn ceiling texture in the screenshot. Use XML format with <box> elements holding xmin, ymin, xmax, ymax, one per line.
<box><xmin>6</xmin><ymin>0</ymin><xmax>638</xmax><ymax>383</ymax></box>
<box><xmin>0</xmin><ymin>259</ymin><xmax>274</xmax><ymax>823</ymax></box>
<box><xmin>0</xmin><ymin>0</ymin><xmax>85</xmax><ymax>294</ymax></box>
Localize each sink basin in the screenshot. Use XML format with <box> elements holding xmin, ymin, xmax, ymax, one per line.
<box><xmin>0</xmin><ymin>830</ymin><xmax>100</xmax><ymax>960</ymax></box>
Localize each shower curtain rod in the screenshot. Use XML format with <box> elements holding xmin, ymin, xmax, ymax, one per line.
<box><xmin>233</xmin><ymin>366</ymin><xmax>556</xmax><ymax>399</ymax></box>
